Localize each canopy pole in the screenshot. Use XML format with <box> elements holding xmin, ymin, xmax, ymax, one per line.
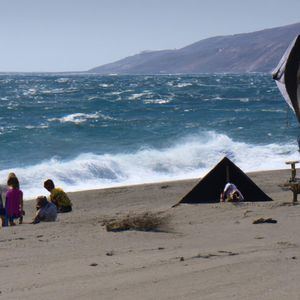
<box><xmin>226</xmin><ymin>166</ymin><xmax>230</xmax><ymax>182</ymax></box>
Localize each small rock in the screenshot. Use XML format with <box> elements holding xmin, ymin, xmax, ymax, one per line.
<box><xmin>106</xmin><ymin>251</ymin><xmax>114</xmax><ymax>256</ymax></box>
<box><xmin>89</xmin><ymin>263</ymin><xmax>98</xmax><ymax>267</ymax></box>
<box><xmin>180</xmin><ymin>257</ymin><xmax>184</xmax><ymax>261</ymax></box>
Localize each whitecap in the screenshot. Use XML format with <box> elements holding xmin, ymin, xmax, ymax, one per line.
<box><xmin>176</xmin><ymin>83</ymin><xmax>192</xmax><ymax>88</ymax></box>
<box><xmin>55</xmin><ymin>78</ymin><xmax>70</xmax><ymax>83</ymax></box>
<box><xmin>40</xmin><ymin>88</ymin><xmax>78</xmax><ymax>95</ymax></box>
<box><xmin>261</xmin><ymin>109</ymin><xmax>285</xmax><ymax>113</ymax></box>
<box><xmin>48</xmin><ymin>112</ymin><xmax>113</xmax><ymax>124</ymax></box>
<box><xmin>239</xmin><ymin>98</ymin><xmax>250</xmax><ymax>103</ymax></box>
<box><xmin>212</xmin><ymin>96</ymin><xmax>224</xmax><ymax>100</ymax></box>
<box><xmin>88</xmin><ymin>96</ymin><xmax>100</xmax><ymax>101</ymax></box>
<box><xmin>99</xmin><ymin>83</ymin><xmax>113</xmax><ymax>88</ymax></box>
<box><xmin>25</xmin><ymin>124</ymin><xmax>49</xmax><ymax>129</ymax></box>
<box><xmin>128</xmin><ymin>92</ymin><xmax>151</xmax><ymax>100</ymax></box>
<box><xmin>143</xmin><ymin>99</ymin><xmax>171</xmax><ymax>104</ymax></box>
<box><xmin>23</xmin><ymin>88</ymin><xmax>37</xmax><ymax>96</ymax></box>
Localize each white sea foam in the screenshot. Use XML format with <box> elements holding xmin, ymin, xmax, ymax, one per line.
<box><xmin>99</xmin><ymin>83</ymin><xmax>113</xmax><ymax>88</ymax></box>
<box><xmin>25</xmin><ymin>124</ymin><xmax>49</xmax><ymax>130</ymax></box>
<box><xmin>212</xmin><ymin>96</ymin><xmax>224</xmax><ymax>100</ymax></box>
<box><xmin>23</xmin><ymin>88</ymin><xmax>37</xmax><ymax>96</ymax></box>
<box><xmin>1</xmin><ymin>131</ymin><xmax>298</xmax><ymax>200</ymax></box>
<box><xmin>128</xmin><ymin>92</ymin><xmax>153</xmax><ymax>100</ymax></box>
<box><xmin>110</xmin><ymin>91</ymin><xmax>123</xmax><ymax>95</ymax></box>
<box><xmin>41</xmin><ymin>88</ymin><xmax>78</xmax><ymax>95</ymax></box>
<box><xmin>48</xmin><ymin>112</ymin><xmax>113</xmax><ymax>124</ymax></box>
<box><xmin>144</xmin><ymin>99</ymin><xmax>171</xmax><ymax>104</ymax></box>
<box><xmin>87</xmin><ymin>96</ymin><xmax>100</xmax><ymax>101</ymax></box>
<box><xmin>261</xmin><ymin>109</ymin><xmax>285</xmax><ymax>113</ymax></box>
<box><xmin>239</xmin><ymin>98</ymin><xmax>250</xmax><ymax>103</ymax></box>
<box><xmin>176</xmin><ymin>83</ymin><xmax>193</xmax><ymax>88</ymax></box>
<box><xmin>128</xmin><ymin>93</ymin><xmax>146</xmax><ymax>100</ymax></box>
<box><xmin>55</xmin><ymin>78</ymin><xmax>70</xmax><ymax>83</ymax></box>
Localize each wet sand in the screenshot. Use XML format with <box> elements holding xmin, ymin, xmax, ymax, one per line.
<box><xmin>1</xmin><ymin>168</ymin><xmax>300</xmax><ymax>299</ymax></box>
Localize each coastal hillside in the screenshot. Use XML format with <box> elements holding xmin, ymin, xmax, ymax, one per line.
<box><xmin>89</xmin><ymin>22</ymin><xmax>300</xmax><ymax>74</ymax></box>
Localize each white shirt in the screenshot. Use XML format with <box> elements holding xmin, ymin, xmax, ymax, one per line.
<box><xmin>224</xmin><ymin>183</ymin><xmax>244</xmax><ymax>201</ymax></box>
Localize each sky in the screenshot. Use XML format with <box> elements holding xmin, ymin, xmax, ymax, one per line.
<box><xmin>0</xmin><ymin>0</ymin><xmax>299</xmax><ymax>72</ymax></box>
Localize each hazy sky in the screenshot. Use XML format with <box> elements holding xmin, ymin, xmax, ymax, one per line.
<box><xmin>0</xmin><ymin>0</ymin><xmax>299</xmax><ymax>72</ymax></box>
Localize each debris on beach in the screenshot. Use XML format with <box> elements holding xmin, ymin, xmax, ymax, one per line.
<box><xmin>253</xmin><ymin>218</ymin><xmax>277</xmax><ymax>224</ymax></box>
<box><xmin>194</xmin><ymin>253</ymin><xmax>217</xmax><ymax>259</ymax></box>
<box><xmin>102</xmin><ymin>211</ymin><xmax>170</xmax><ymax>232</ymax></box>
<box><xmin>161</xmin><ymin>185</ymin><xmax>169</xmax><ymax>189</ymax></box>
<box><xmin>89</xmin><ymin>263</ymin><xmax>98</xmax><ymax>267</ymax></box>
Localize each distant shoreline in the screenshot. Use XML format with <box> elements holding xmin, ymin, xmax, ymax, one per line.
<box><xmin>0</xmin><ymin>71</ymin><xmax>271</xmax><ymax>75</ymax></box>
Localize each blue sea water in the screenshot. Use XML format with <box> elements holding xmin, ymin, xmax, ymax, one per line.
<box><xmin>0</xmin><ymin>73</ymin><xmax>299</xmax><ymax>199</ymax></box>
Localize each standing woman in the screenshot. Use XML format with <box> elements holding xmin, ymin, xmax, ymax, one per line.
<box><xmin>5</xmin><ymin>173</ymin><xmax>23</xmax><ymax>226</ymax></box>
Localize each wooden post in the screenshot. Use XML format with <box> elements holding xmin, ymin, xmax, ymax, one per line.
<box><xmin>293</xmin><ymin>190</ymin><xmax>298</xmax><ymax>204</ymax></box>
<box><xmin>285</xmin><ymin>160</ymin><xmax>299</xmax><ymax>182</ymax></box>
<box><xmin>285</xmin><ymin>161</ymin><xmax>300</xmax><ymax>203</ymax></box>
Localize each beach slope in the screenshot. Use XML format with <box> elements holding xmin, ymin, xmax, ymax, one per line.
<box><xmin>1</xmin><ymin>169</ymin><xmax>300</xmax><ymax>299</ymax></box>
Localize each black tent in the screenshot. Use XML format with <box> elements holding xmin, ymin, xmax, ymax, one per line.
<box><xmin>272</xmin><ymin>35</ymin><xmax>300</xmax><ymax>122</ymax></box>
<box><xmin>175</xmin><ymin>157</ymin><xmax>272</xmax><ymax>205</ymax></box>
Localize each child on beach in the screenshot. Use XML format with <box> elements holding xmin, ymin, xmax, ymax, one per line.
<box><xmin>44</xmin><ymin>179</ymin><xmax>72</xmax><ymax>213</ymax></box>
<box><xmin>6</xmin><ymin>174</ymin><xmax>23</xmax><ymax>226</ymax></box>
<box><xmin>32</xmin><ymin>196</ymin><xmax>57</xmax><ymax>224</ymax></box>
<box><xmin>7</xmin><ymin>173</ymin><xmax>25</xmax><ymax>224</ymax></box>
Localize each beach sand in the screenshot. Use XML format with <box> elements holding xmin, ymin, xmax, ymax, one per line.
<box><xmin>1</xmin><ymin>168</ymin><xmax>300</xmax><ymax>299</ymax></box>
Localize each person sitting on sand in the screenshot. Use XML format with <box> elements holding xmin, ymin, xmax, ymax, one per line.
<box><xmin>5</xmin><ymin>175</ymin><xmax>23</xmax><ymax>226</ymax></box>
<box><xmin>220</xmin><ymin>182</ymin><xmax>244</xmax><ymax>202</ymax></box>
<box><xmin>32</xmin><ymin>196</ymin><xmax>57</xmax><ymax>224</ymax></box>
<box><xmin>44</xmin><ymin>179</ymin><xmax>72</xmax><ymax>213</ymax></box>
<box><xmin>7</xmin><ymin>173</ymin><xmax>25</xmax><ymax>224</ymax></box>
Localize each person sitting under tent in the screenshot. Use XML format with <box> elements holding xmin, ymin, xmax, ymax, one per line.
<box><xmin>220</xmin><ymin>182</ymin><xmax>244</xmax><ymax>202</ymax></box>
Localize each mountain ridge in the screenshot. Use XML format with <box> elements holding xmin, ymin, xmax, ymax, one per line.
<box><xmin>89</xmin><ymin>22</ymin><xmax>300</xmax><ymax>74</ymax></box>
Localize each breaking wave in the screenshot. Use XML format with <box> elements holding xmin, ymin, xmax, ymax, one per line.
<box><xmin>1</xmin><ymin>131</ymin><xmax>298</xmax><ymax>200</ymax></box>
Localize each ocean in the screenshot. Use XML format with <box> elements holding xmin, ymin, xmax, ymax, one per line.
<box><xmin>0</xmin><ymin>73</ymin><xmax>299</xmax><ymax>199</ymax></box>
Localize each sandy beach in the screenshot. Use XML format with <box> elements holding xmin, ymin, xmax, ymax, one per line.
<box><xmin>1</xmin><ymin>168</ymin><xmax>300</xmax><ymax>299</ymax></box>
